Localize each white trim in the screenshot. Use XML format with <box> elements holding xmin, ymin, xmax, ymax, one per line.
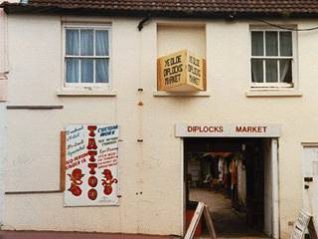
<box><xmin>56</xmin><ymin>89</ymin><xmax>116</xmax><ymax>97</ymax></box>
<box><xmin>245</xmin><ymin>90</ymin><xmax>302</xmax><ymax>97</ymax></box>
<box><xmin>180</xmin><ymin>138</ymin><xmax>185</xmax><ymax>236</ymax></box>
<box><xmin>271</xmin><ymin>139</ymin><xmax>280</xmax><ymax>239</ymax></box>
<box><xmin>251</xmin><ymin>82</ymin><xmax>293</xmax><ymax>88</ymax></box>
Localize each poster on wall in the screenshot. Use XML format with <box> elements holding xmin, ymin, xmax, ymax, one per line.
<box><xmin>64</xmin><ymin>124</ymin><xmax>119</xmax><ymax>207</ymax></box>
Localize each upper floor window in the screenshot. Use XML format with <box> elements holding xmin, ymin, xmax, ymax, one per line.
<box><xmin>64</xmin><ymin>25</ymin><xmax>110</xmax><ymax>87</ymax></box>
<box><xmin>251</xmin><ymin>29</ymin><xmax>294</xmax><ymax>88</ymax></box>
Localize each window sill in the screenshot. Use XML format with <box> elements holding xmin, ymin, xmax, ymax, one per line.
<box><xmin>245</xmin><ymin>89</ymin><xmax>303</xmax><ymax>98</ymax></box>
<box><xmin>153</xmin><ymin>91</ymin><xmax>210</xmax><ymax>97</ymax></box>
<box><xmin>57</xmin><ymin>89</ymin><xmax>117</xmax><ymax>97</ymax></box>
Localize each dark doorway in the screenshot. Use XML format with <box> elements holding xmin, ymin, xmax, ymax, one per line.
<box><xmin>184</xmin><ymin>138</ymin><xmax>270</xmax><ymax>238</ymax></box>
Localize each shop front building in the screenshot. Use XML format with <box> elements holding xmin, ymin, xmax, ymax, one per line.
<box><xmin>1</xmin><ymin>1</ymin><xmax>318</xmax><ymax>238</ymax></box>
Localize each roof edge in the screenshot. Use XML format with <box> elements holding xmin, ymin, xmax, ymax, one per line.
<box><xmin>2</xmin><ymin>2</ymin><xmax>318</xmax><ymax>19</ymax></box>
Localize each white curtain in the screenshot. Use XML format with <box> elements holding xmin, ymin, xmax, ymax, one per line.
<box><xmin>66</xmin><ymin>30</ymin><xmax>80</xmax><ymax>83</ymax></box>
<box><xmin>80</xmin><ymin>30</ymin><xmax>94</xmax><ymax>82</ymax></box>
<box><xmin>96</xmin><ymin>30</ymin><xmax>109</xmax><ymax>56</ymax></box>
<box><xmin>80</xmin><ymin>30</ymin><xmax>94</xmax><ymax>56</ymax></box>
<box><xmin>81</xmin><ymin>59</ymin><xmax>94</xmax><ymax>83</ymax></box>
<box><xmin>66</xmin><ymin>59</ymin><xmax>79</xmax><ymax>83</ymax></box>
<box><xmin>66</xmin><ymin>29</ymin><xmax>79</xmax><ymax>55</ymax></box>
<box><xmin>96</xmin><ymin>59</ymin><xmax>108</xmax><ymax>83</ymax></box>
<box><xmin>280</xmin><ymin>60</ymin><xmax>292</xmax><ymax>83</ymax></box>
<box><xmin>66</xmin><ymin>29</ymin><xmax>109</xmax><ymax>83</ymax></box>
<box><xmin>266</xmin><ymin>60</ymin><xmax>278</xmax><ymax>83</ymax></box>
<box><xmin>251</xmin><ymin>59</ymin><xmax>263</xmax><ymax>83</ymax></box>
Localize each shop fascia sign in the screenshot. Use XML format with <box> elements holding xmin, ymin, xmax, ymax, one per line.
<box><xmin>157</xmin><ymin>50</ymin><xmax>206</xmax><ymax>92</ymax></box>
<box><xmin>175</xmin><ymin>124</ymin><xmax>281</xmax><ymax>138</ymax></box>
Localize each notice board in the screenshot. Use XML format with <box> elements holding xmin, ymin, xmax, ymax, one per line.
<box><xmin>64</xmin><ymin>124</ymin><xmax>119</xmax><ymax>206</ymax></box>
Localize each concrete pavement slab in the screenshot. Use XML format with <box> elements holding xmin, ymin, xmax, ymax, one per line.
<box><xmin>0</xmin><ymin>231</ymin><xmax>177</xmax><ymax>239</ymax></box>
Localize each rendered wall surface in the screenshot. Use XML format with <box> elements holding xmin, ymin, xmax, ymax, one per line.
<box><xmin>4</xmin><ymin>15</ymin><xmax>318</xmax><ymax>238</ymax></box>
<box><xmin>0</xmin><ymin>104</ymin><xmax>5</xmax><ymax>225</ymax></box>
<box><xmin>0</xmin><ymin>8</ymin><xmax>7</xmax><ymax>226</ymax></box>
<box><xmin>0</xmin><ymin>9</ymin><xmax>8</xmax><ymax>101</ymax></box>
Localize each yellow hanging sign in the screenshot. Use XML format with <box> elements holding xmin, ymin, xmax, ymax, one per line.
<box><xmin>157</xmin><ymin>50</ymin><xmax>206</xmax><ymax>92</ymax></box>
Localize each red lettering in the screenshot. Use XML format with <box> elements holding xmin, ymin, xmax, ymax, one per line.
<box><xmin>236</xmin><ymin>126</ymin><xmax>267</xmax><ymax>133</ymax></box>
<box><xmin>87</xmin><ymin>125</ymin><xmax>97</xmax><ymax>137</ymax></box>
<box><xmin>187</xmin><ymin>125</ymin><xmax>224</xmax><ymax>133</ymax></box>
<box><xmin>88</xmin><ymin>176</ymin><xmax>98</xmax><ymax>187</ymax></box>
<box><xmin>88</xmin><ymin>150</ymin><xmax>97</xmax><ymax>162</ymax></box>
<box><xmin>88</xmin><ymin>163</ymin><xmax>98</xmax><ymax>174</ymax></box>
<box><xmin>88</xmin><ymin>188</ymin><xmax>98</xmax><ymax>200</ymax></box>
<box><xmin>187</xmin><ymin>126</ymin><xmax>193</xmax><ymax>132</ymax></box>
<box><xmin>87</xmin><ymin>138</ymin><xmax>97</xmax><ymax>150</ymax></box>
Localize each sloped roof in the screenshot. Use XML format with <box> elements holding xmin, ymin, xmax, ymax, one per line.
<box><xmin>2</xmin><ymin>0</ymin><xmax>318</xmax><ymax>18</ymax></box>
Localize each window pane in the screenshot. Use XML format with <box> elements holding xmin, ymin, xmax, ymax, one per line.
<box><xmin>66</xmin><ymin>30</ymin><xmax>79</xmax><ymax>55</ymax></box>
<box><xmin>266</xmin><ymin>32</ymin><xmax>278</xmax><ymax>56</ymax></box>
<box><xmin>81</xmin><ymin>59</ymin><xmax>94</xmax><ymax>83</ymax></box>
<box><xmin>96</xmin><ymin>59</ymin><xmax>109</xmax><ymax>83</ymax></box>
<box><xmin>280</xmin><ymin>32</ymin><xmax>292</xmax><ymax>56</ymax></box>
<box><xmin>252</xmin><ymin>32</ymin><xmax>264</xmax><ymax>56</ymax></box>
<box><xmin>266</xmin><ymin>60</ymin><xmax>278</xmax><ymax>82</ymax></box>
<box><xmin>280</xmin><ymin>59</ymin><xmax>292</xmax><ymax>83</ymax></box>
<box><xmin>66</xmin><ymin>59</ymin><xmax>79</xmax><ymax>83</ymax></box>
<box><xmin>251</xmin><ymin>59</ymin><xmax>264</xmax><ymax>83</ymax></box>
<box><xmin>80</xmin><ymin>30</ymin><xmax>94</xmax><ymax>56</ymax></box>
<box><xmin>96</xmin><ymin>30</ymin><xmax>109</xmax><ymax>56</ymax></box>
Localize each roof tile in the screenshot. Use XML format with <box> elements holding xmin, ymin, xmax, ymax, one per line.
<box><xmin>2</xmin><ymin>0</ymin><xmax>318</xmax><ymax>17</ymax></box>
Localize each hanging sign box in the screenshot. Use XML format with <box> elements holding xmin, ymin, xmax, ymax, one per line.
<box><xmin>157</xmin><ymin>50</ymin><xmax>206</xmax><ymax>92</ymax></box>
<box><xmin>64</xmin><ymin>124</ymin><xmax>119</xmax><ymax>207</ymax></box>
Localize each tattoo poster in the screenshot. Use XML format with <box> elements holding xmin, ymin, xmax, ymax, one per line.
<box><xmin>64</xmin><ymin>124</ymin><xmax>119</xmax><ymax>206</ymax></box>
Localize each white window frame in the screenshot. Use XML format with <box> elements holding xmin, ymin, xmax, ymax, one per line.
<box><xmin>250</xmin><ymin>27</ymin><xmax>297</xmax><ymax>89</ymax></box>
<box><xmin>63</xmin><ymin>23</ymin><xmax>112</xmax><ymax>90</ymax></box>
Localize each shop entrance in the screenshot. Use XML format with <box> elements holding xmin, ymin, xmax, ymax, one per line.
<box><xmin>184</xmin><ymin>138</ymin><xmax>278</xmax><ymax>238</ymax></box>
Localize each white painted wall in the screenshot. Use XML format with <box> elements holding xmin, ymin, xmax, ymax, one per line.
<box><xmin>0</xmin><ymin>104</ymin><xmax>6</xmax><ymax>226</ymax></box>
<box><xmin>3</xmin><ymin>15</ymin><xmax>318</xmax><ymax>238</ymax></box>
<box><xmin>157</xmin><ymin>24</ymin><xmax>206</xmax><ymax>58</ymax></box>
<box><xmin>0</xmin><ymin>8</ymin><xmax>8</xmax><ymax>227</ymax></box>
<box><xmin>0</xmin><ymin>9</ymin><xmax>8</xmax><ymax>100</ymax></box>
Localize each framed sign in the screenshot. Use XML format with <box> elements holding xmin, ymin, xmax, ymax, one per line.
<box><xmin>64</xmin><ymin>124</ymin><xmax>119</xmax><ymax>206</ymax></box>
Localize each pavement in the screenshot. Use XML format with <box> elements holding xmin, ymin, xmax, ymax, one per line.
<box><xmin>0</xmin><ymin>231</ymin><xmax>178</xmax><ymax>239</ymax></box>
<box><xmin>0</xmin><ymin>189</ymin><xmax>269</xmax><ymax>239</ymax></box>
<box><xmin>189</xmin><ymin>188</ymin><xmax>269</xmax><ymax>239</ymax></box>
